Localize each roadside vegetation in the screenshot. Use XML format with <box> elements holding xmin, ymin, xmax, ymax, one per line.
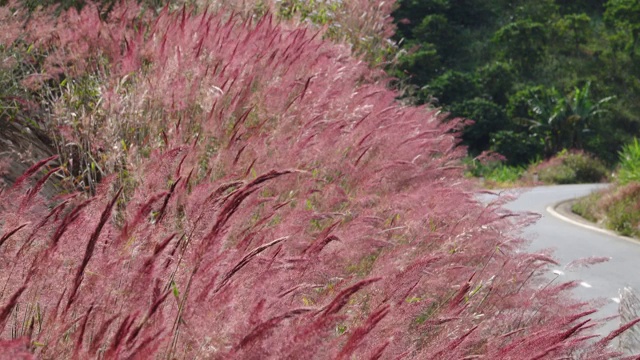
<box><xmin>466</xmin><ymin>150</ymin><xmax>609</xmax><ymax>188</ymax></box>
<box><xmin>391</xmin><ymin>1</ymin><xmax>635</xmax><ymax>188</ymax></box>
<box><xmin>393</xmin><ymin>0</ymin><xmax>640</xmax><ymax>236</ymax></box>
<box><xmin>392</xmin><ymin>0</ymin><xmax>640</xmax><ymax>170</ymax></box>
<box><xmin>0</xmin><ymin>0</ymin><xmax>639</xmax><ymax>358</ymax></box>
<box><xmin>573</xmin><ymin>139</ymin><xmax>640</xmax><ymax>238</ymax></box>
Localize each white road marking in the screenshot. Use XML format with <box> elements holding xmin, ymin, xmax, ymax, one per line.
<box><xmin>580</xmin><ymin>282</ymin><xmax>592</xmax><ymax>288</ymax></box>
<box><xmin>546</xmin><ymin>204</ymin><xmax>640</xmax><ymax>245</ymax></box>
<box><xmin>552</xmin><ymin>269</ymin><xmax>565</xmax><ymax>276</ymax></box>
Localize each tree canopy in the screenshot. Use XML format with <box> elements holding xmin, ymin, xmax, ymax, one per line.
<box><xmin>392</xmin><ymin>0</ymin><xmax>640</xmax><ymax>165</ymax></box>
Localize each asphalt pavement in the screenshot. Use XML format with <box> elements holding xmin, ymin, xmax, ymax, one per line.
<box><xmin>494</xmin><ymin>184</ymin><xmax>640</xmax><ymax>340</ymax></box>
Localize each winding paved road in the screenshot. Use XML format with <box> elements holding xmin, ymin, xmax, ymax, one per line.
<box><xmin>497</xmin><ymin>184</ymin><xmax>640</xmax><ymax>338</ymax></box>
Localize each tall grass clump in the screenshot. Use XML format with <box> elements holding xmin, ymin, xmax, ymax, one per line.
<box><xmin>464</xmin><ymin>152</ymin><xmax>534</xmax><ymax>188</ymax></box>
<box><xmin>0</xmin><ymin>1</ymin><xmax>637</xmax><ymax>358</ymax></box>
<box><xmin>618</xmin><ymin>138</ymin><xmax>640</xmax><ymax>185</ymax></box>
<box><xmin>595</xmin><ymin>183</ymin><xmax>640</xmax><ymax>237</ymax></box>
<box><xmin>573</xmin><ymin>139</ymin><xmax>640</xmax><ymax>238</ymax></box>
<box><xmin>466</xmin><ymin>160</ymin><xmax>526</xmax><ymax>187</ymax></box>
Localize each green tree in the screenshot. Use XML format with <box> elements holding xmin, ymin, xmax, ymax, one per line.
<box><xmin>413</xmin><ymin>14</ymin><xmax>458</xmax><ymax>61</ymax></box>
<box><xmin>605</xmin><ymin>0</ymin><xmax>640</xmax><ymax>58</ymax></box>
<box><xmin>444</xmin><ymin>0</ymin><xmax>494</xmax><ymax>28</ymax></box>
<box><xmin>450</xmin><ymin>98</ymin><xmax>509</xmax><ymax>155</ymax></box>
<box><xmin>523</xmin><ymin>82</ymin><xmax>613</xmax><ymax>155</ymax></box>
<box><xmin>391</xmin><ymin>0</ymin><xmax>640</xmax><ymax>167</ymax></box>
<box><xmin>475</xmin><ymin>62</ymin><xmax>515</xmax><ymax>106</ymax></box>
<box><xmin>509</xmin><ymin>86</ymin><xmax>563</xmax><ymax>156</ymax></box>
<box><xmin>395</xmin><ymin>45</ymin><xmax>442</xmax><ymax>87</ymax></box>
<box><xmin>565</xmin><ymin>82</ymin><xmax>615</xmax><ymax>148</ymax></box>
<box><xmin>492</xmin><ymin>20</ymin><xmax>548</xmax><ymax>74</ymax></box>
<box><xmin>413</xmin><ymin>14</ymin><xmax>452</xmax><ymax>42</ymax></box>
<box><xmin>426</xmin><ymin>70</ymin><xmax>480</xmax><ymax>105</ymax></box>
<box><xmin>555</xmin><ymin>0</ymin><xmax>604</xmax><ymax>15</ymax></box>
<box><xmin>394</xmin><ymin>0</ymin><xmax>450</xmax><ymax>41</ymax></box>
<box><xmin>506</xmin><ymin>0</ymin><xmax>559</xmax><ymax>22</ymax></box>
<box><xmin>553</xmin><ymin>13</ymin><xmax>592</xmax><ymax>53</ymax></box>
<box><xmin>490</xmin><ymin>130</ymin><xmax>544</xmax><ymax>165</ymax></box>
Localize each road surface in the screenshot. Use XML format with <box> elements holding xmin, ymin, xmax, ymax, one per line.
<box><xmin>495</xmin><ymin>184</ymin><xmax>640</xmax><ymax>339</ymax></box>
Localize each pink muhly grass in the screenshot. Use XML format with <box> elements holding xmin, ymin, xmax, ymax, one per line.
<box><xmin>0</xmin><ymin>286</ymin><xmax>27</xmax><ymax>331</ymax></box>
<box><xmin>12</xmin><ymin>155</ymin><xmax>59</xmax><ymax>191</ymax></box>
<box><xmin>214</xmin><ymin>235</ymin><xmax>289</xmax><ymax>294</ymax></box>
<box><xmin>335</xmin><ymin>304</ymin><xmax>391</xmax><ymax>360</ymax></box>
<box><xmin>0</xmin><ymin>337</ymin><xmax>33</xmax><ymax>360</ymax></box>
<box><xmin>65</xmin><ymin>186</ymin><xmax>123</xmax><ymax>313</ymax></box>
<box><xmin>72</xmin><ymin>304</ymin><xmax>93</xmax><ymax>358</ymax></box>
<box><xmin>318</xmin><ymin>278</ymin><xmax>382</xmax><ymax>317</ymax></box>
<box><xmin>0</xmin><ymin>224</ymin><xmax>28</xmax><ymax>250</ymax></box>
<box><xmin>233</xmin><ymin>307</ymin><xmax>314</xmax><ymax>351</ymax></box>
<box><xmin>0</xmin><ymin>1</ymin><xmax>637</xmax><ymax>359</ymax></box>
<box><xmin>566</xmin><ymin>256</ymin><xmax>613</xmax><ymax>270</ymax></box>
<box><xmin>600</xmin><ymin>318</ymin><xmax>640</xmax><ymax>348</ymax></box>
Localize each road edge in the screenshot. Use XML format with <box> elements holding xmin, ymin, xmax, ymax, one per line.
<box><xmin>546</xmin><ymin>199</ymin><xmax>640</xmax><ymax>244</ymax></box>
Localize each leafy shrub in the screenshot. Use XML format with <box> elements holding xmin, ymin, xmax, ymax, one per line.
<box><xmin>465</xmin><ymin>155</ymin><xmax>526</xmax><ymax>187</ymax></box>
<box><xmin>0</xmin><ymin>1</ymin><xmax>635</xmax><ymax>359</ymax></box>
<box><xmin>564</xmin><ymin>151</ymin><xmax>610</xmax><ymax>182</ymax></box>
<box><xmin>573</xmin><ymin>183</ymin><xmax>640</xmax><ymax>238</ymax></box>
<box><xmin>571</xmin><ymin>190</ymin><xmax>604</xmax><ymax>223</ymax></box>
<box><xmin>492</xmin><ymin>19</ymin><xmax>548</xmax><ymax>74</ymax></box>
<box><xmin>450</xmin><ymin>98</ymin><xmax>509</xmax><ymax>155</ymax></box>
<box><xmin>490</xmin><ymin>130</ymin><xmax>544</xmax><ymax>165</ymax></box>
<box><xmin>475</xmin><ymin>61</ymin><xmax>516</xmax><ymax>106</ymax></box>
<box><xmin>484</xmin><ymin>163</ymin><xmax>525</xmax><ymax>183</ymax></box>
<box><xmin>535</xmin><ymin>150</ymin><xmax>609</xmax><ymax>184</ymax></box>
<box><xmin>607</xmin><ymin>199</ymin><xmax>640</xmax><ymax>237</ymax></box>
<box><xmin>394</xmin><ymin>46</ymin><xmax>442</xmax><ymax>86</ymax></box>
<box><xmin>540</xmin><ymin>163</ymin><xmax>577</xmax><ymax>184</ymax></box>
<box><xmin>426</xmin><ymin>70</ymin><xmax>480</xmax><ymax>106</ymax></box>
<box><xmin>618</xmin><ymin>138</ymin><xmax>640</xmax><ymax>185</ymax></box>
<box><xmin>599</xmin><ymin>182</ymin><xmax>640</xmax><ymax>237</ymax></box>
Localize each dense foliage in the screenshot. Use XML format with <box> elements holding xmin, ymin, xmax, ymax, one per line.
<box><xmin>573</xmin><ymin>183</ymin><xmax>640</xmax><ymax>237</ymax></box>
<box><xmin>467</xmin><ymin>150</ymin><xmax>609</xmax><ymax>188</ymax></box>
<box><xmin>573</xmin><ymin>137</ymin><xmax>640</xmax><ymax>237</ymax></box>
<box><xmin>534</xmin><ymin>150</ymin><xmax>609</xmax><ymax>184</ymax></box>
<box><xmin>618</xmin><ymin>138</ymin><xmax>640</xmax><ymax>185</ymax></box>
<box><xmin>0</xmin><ymin>0</ymin><xmax>638</xmax><ymax>358</ymax></box>
<box><xmin>392</xmin><ymin>0</ymin><xmax>640</xmax><ymax>166</ymax></box>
